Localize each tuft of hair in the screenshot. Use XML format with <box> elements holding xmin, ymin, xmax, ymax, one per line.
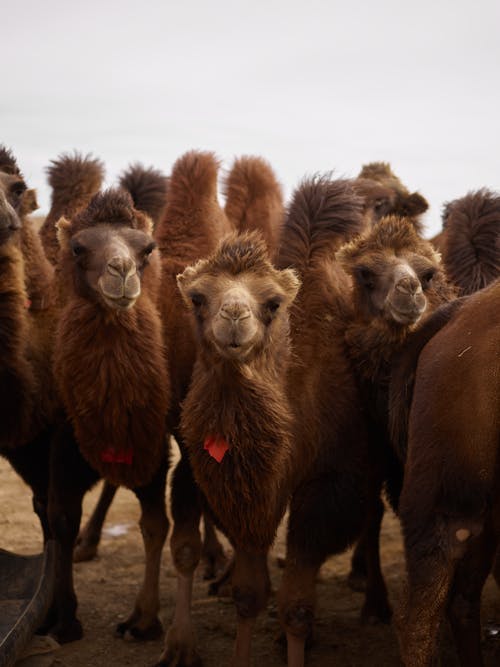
<box><xmin>337</xmin><ymin>215</ymin><xmax>439</xmax><ymax>268</ymax></box>
<box><xmin>223</xmin><ymin>156</ymin><xmax>284</xmax><ymax>255</ymax></box>
<box><xmin>208</xmin><ymin>230</ymin><xmax>272</xmax><ymax>275</ymax></box>
<box><xmin>119</xmin><ymin>163</ymin><xmax>168</xmax><ymax>228</ymax></box>
<box><xmin>277</xmin><ymin>175</ymin><xmax>365</xmax><ymax>276</ymax></box>
<box><xmin>0</xmin><ymin>146</ymin><xmax>21</xmax><ymax>175</ymax></box>
<box><xmin>441</xmin><ymin>189</ymin><xmax>500</xmax><ymax>294</ymax></box>
<box><xmin>70</xmin><ymin>188</ymin><xmax>148</xmax><ymax>234</ymax></box>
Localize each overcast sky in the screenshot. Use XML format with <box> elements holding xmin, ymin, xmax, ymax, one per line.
<box><xmin>2</xmin><ymin>0</ymin><xmax>499</xmax><ymax>236</ymax></box>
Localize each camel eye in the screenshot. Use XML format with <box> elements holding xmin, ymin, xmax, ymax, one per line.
<box><xmin>71</xmin><ymin>241</ymin><xmax>85</xmax><ymax>257</ymax></box>
<box><xmin>11</xmin><ymin>182</ymin><xmax>26</xmax><ymax>199</ymax></box>
<box><xmin>356</xmin><ymin>266</ymin><xmax>375</xmax><ymax>289</ymax></box>
<box><xmin>190</xmin><ymin>293</ymin><xmax>205</xmax><ymax>308</ymax></box>
<box><xmin>144</xmin><ymin>242</ymin><xmax>156</xmax><ymax>256</ymax></box>
<box><xmin>421</xmin><ymin>268</ymin><xmax>436</xmax><ymax>287</ymax></box>
<box><xmin>265</xmin><ymin>298</ymin><xmax>281</xmax><ymax>314</ymax></box>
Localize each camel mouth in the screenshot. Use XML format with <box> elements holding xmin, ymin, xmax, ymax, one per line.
<box><xmin>388</xmin><ymin>305</ymin><xmax>425</xmax><ymax>325</ymax></box>
<box><xmin>101</xmin><ymin>294</ymin><xmax>137</xmax><ymax>310</ymax></box>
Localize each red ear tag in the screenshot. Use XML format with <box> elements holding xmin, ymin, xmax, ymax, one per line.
<box><xmin>101</xmin><ymin>447</ymin><xmax>133</xmax><ymax>465</ymax></box>
<box><xmin>204</xmin><ymin>435</ymin><xmax>229</xmax><ymax>463</ymax></box>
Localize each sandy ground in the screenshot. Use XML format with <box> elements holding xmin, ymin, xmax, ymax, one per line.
<box><xmin>1</xmin><ymin>454</ymin><xmax>500</xmax><ymax>667</ymax></box>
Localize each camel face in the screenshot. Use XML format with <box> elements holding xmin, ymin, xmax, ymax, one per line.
<box><xmin>338</xmin><ymin>216</ymin><xmax>442</xmax><ymax>328</ymax></box>
<box><xmin>67</xmin><ymin>224</ymin><xmax>156</xmax><ymax>310</ymax></box>
<box><xmin>178</xmin><ymin>235</ymin><xmax>299</xmax><ymax>362</ymax></box>
<box><xmin>0</xmin><ymin>171</ymin><xmax>25</xmax><ymax>243</ymax></box>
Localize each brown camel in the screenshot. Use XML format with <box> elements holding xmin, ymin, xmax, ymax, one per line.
<box><xmin>47</xmin><ymin>184</ymin><xmax>171</xmax><ymax>642</ymax></box>
<box><xmin>175</xmin><ymin>232</ymin><xmax>299</xmax><ymax>666</ymax></box>
<box><xmin>335</xmin><ymin>215</ymin><xmax>456</xmax><ymax>600</ymax></box>
<box><xmin>391</xmin><ymin>279</ymin><xmax>500</xmax><ymax>666</ymax></box>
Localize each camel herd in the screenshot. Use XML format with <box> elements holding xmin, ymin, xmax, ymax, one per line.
<box><xmin>0</xmin><ymin>145</ymin><xmax>498</xmax><ymax>667</ymax></box>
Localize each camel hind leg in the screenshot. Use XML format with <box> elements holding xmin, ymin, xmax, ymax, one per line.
<box><xmin>73</xmin><ymin>480</ymin><xmax>117</xmax><ymax>562</ymax></box>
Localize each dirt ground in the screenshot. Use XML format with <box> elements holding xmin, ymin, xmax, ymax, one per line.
<box><xmin>1</xmin><ymin>452</ymin><xmax>500</xmax><ymax>667</ymax></box>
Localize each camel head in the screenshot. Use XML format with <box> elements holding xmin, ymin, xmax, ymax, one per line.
<box><xmin>177</xmin><ymin>232</ymin><xmax>300</xmax><ymax>362</ymax></box>
<box><xmin>337</xmin><ymin>216</ymin><xmax>449</xmax><ymax>329</ymax></box>
<box><xmin>0</xmin><ymin>146</ymin><xmax>36</xmax><ymax>245</ymax></box>
<box><xmin>56</xmin><ymin>189</ymin><xmax>158</xmax><ymax>310</ymax></box>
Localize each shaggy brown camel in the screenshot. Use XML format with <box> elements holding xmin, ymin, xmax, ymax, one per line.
<box><xmin>46</xmin><ymin>185</ymin><xmax>171</xmax><ymax>642</ymax></box>
<box><xmin>391</xmin><ymin>279</ymin><xmax>500</xmax><ymax>666</ymax></box>
<box><xmin>176</xmin><ymin>232</ymin><xmax>299</xmax><ymax>667</ymax></box>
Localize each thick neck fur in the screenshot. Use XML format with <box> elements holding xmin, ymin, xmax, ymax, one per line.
<box><xmin>181</xmin><ymin>335</ymin><xmax>292</xmax><ymax>551</ymax></box>
<box><xmin>55</xmin><ymin>295</ymin><xmax>170</xmax><ymax>488</ymax></box>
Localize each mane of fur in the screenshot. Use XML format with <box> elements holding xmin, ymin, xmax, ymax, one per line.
<box><xmin>41</xmin><ymin>152</ymin><xmax>104</xmax><ymax>264</ymax></box>
<box><xmin>223</xmin><ymin>156</ymin><xmax>284</xmax><ymax>258</ymax></box>
<box><xmin>277</xmin><ymin>175</ymin><xmax>365</xmax><ymax>277</ymax></box>
<box><xmin>70</xmin><ymin>188</ymin><xmax>151</xmax><ymax>233</ymax></box>
<box><xmin>54</xmin><ymin>295</ymin><xmax>170</xmax><ymax>488</ymax></box>
<box><xmin>119</xmin><ymin>163</ymin><xmax>168</xmax><ymax>228</ymax></box>
<box><xmin>0</xmin><ymin>146</ymin><xmax>21</xmax><ymax>175</ymax></box>
<box><xmin>441</xmin><ymin>189</ymin><xmax>500</xmax><ymax>294</ymax></box>
<box><xmin>155</xmin><ymin>150</ymin><xmax>231</xmax><ymax>262</ymax></box>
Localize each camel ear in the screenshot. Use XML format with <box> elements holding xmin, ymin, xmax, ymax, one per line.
<box><xmin>56</xmin><ymin>217</ymin><xmax>71</xmax><ymax>249</ymax></box>
<box><xmin>278</xmin><ymin>268</ymin><xmax>300</xmax><ymax>303</ymax></box>
<box><xmin>176</xmin><ymin>262</ymin><xmax>205</xmax><ymax>304</ymax></box>
<box><xmin>21</xmin><ymin>188</ymin><xmax>39</xmax><ymax>214</ymax></box>
<box><xmin>335</xmin><ymin>241</ymin><xmax>357</xmax><ymax>273</ymax></box>
<box><xmin>400</xmin><ymin>192</ymin><xmax>429</xmax><ymax>217</ymax></box>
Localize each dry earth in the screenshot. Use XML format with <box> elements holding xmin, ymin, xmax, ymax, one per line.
<box><xmin>1</xmin><ymin>452</ymin><xmax>499</xmax><ymax>667</ymax></box>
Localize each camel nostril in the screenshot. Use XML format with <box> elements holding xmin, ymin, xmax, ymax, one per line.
<box><xmin>107</xmin><ymin>256</ymin><xmax>136</xmax><ymax>279</ymax></box>
<box><xmin>220</xmin><ymin>303</ymin><xmax>251</xmax><ymax>321</ymax></box>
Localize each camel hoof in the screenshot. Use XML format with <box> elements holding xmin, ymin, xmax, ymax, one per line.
<box><xmin>116</xmin><ymin>617</ymin><xmax>163</xmax><ymax>641</ymax></box>
<box><xmin>154</xmin><ymin>647</ymin><xmax>203</xmax><ymax>667</ymax></box>
<box><xmin>73</xmin><ymin>540</ymin><xmax>99</xmax><ymax>563</ymax></box>
<box><xmin>49</xmin><ymin>618</ymin><xmax>83</xmax><ymax>644</ymax></box>
<box><xmin>360</xmin><ymin>600</ymin><xmax>392</xmax><ymax>625</ymax></box>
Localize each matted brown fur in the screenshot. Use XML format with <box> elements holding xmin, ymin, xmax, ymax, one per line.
<box><xmin>40</xmin><ymin>152</ymin><xmax>104</xmax><ymax>264</ymax></box>
<box><xmin>179</xmin><ymin>233</ymin><xmax>297</xmax><ymax>551</ymax></box>
<box><xmin>0</xmin><ymin>146</ymin><xmax>21</xmax><ymax>175</ymax></box>
<box><xmin>119</xmin><ymin>163</ymin><xmax>168</xmax><ymax>228</ymax></box>
<box><xmin>54</xmin><ymin>188</ymin><xmax>170</xmax><ymax>488</ymax></box>
<box><xmin>223</xmin><ymin>156</ymin><xmax>284</xmax><ymax>258</ymax></box>
<box><xmin>439</xmin><ymin>189</ymin><xmax>500</xmax><ymax>294</ymax></box>
<box><xmin>357</xmin><ymin>162</ymin><xmax>428</xmax><ymax>231</ymax></box>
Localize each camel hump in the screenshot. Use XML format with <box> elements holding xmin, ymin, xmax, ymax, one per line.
<box><xmin>168</xmin><ymin>150</ymin><xmax>220</xmax><ymax>207</ymax></box>
<box><xmin>223</xmin><ymin>156</ymin><xmax>284</xmax><ymax>256</ymax></box>
<box><xmin>277</xmin><ymin>174</ymin><xmax>364</xmax><ymax>274</ymax></box>
<box><xmin>47</xmin><ymin>151</ymin><xmax>104</xmax><ymax>216</ymax></box>
<box><xmin>119</xmin><ymin>163</ymin><xmax>168</xmax><ymax>228</ymax></box>
<box><xmin>442</xmin><ymin>189</ymin><xmax>500</xmax><ymax>294</ymax></box>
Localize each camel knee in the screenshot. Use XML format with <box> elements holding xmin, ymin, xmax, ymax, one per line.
<box><xmin>281</xmin><ymin>601</ymin><xmax>315</xmax><ymax>640</ymax></box>
<box><xmin>232</xmin><ymin>583</ymin><xmax>269</xmax><ymax>619</ymax></box>
<box><xmin>172</xmin><ymin>543</ymin><xmax>201</xmax><ymax>576</ymax></box>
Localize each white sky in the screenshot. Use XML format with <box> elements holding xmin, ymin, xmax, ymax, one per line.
<box><xmin>2</xmin><ymin>0</ymin><xmax>499</xmax><ymax>236</ymax></box>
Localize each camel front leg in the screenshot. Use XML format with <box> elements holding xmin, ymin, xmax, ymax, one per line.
<box><xmin>231</xmin><ymin>550</ymin><xmax>270</xmax><ymax>667</ymax></box>
<box><xmin>116</xmin><ymin>456</ymin><xmax>169</xmax><ymax>641</ymax></box>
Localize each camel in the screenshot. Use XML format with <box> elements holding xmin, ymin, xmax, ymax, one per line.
<box><xmin>45</xmin><ymin>183</ymin><xmax>171</xmax><ymax>642</ymax></box>
<box><xmin>173</xmin><ymin>232</ymin><xmax>299</xmax><ymax>666</ymax></box>
<box><xmin>335</xmin><ymin>216</ymin><xmax>456</xmax><ymax>600</ymax></box>
<box><xmin>389</xmin><ymin>279</ymin><xmax>500</xmax><ymax>666</ymax></box>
